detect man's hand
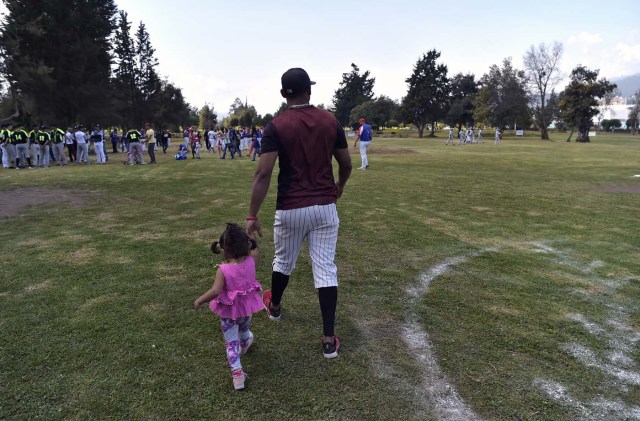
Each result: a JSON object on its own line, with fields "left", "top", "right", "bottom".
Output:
{"left": 246, "top": 218, "right": 263, "bottom": 238}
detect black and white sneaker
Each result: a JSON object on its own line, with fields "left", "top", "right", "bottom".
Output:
{"left": 323, "top": 336, "right": 340, "bottom": 359}
{"left": 262, "top": 290, "right": 281, "bottom": 321}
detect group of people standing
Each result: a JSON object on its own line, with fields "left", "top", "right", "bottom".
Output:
{"left": 0, "top": 123, "right": 166, "bottom": 168}
{"left": 445, "top": 127, "right": 486, "bottom": 145}
{"left": 180, "top": 126, "right": 264, "bottom": 161}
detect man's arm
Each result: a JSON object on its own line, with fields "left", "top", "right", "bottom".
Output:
{"left": 333, "top": 147, "right": 352, "bottom": 199}
{"left": 246, "top": 151, "right": 278, "bottom": 237}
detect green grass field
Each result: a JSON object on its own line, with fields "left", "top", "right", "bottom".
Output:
{"left": 1, "top": 133, "right": 639, "bottom": 420}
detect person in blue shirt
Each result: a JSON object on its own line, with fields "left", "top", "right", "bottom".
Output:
{"left": 353, "top": 117, "right": 372, "bottom": 170}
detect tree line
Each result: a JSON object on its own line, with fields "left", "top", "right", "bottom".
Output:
{"left": 1, "top": 1, "right": 632, "bottom": 142}
{"left": 0, "top": 0, "right": 195, "bottom": 130}
{"left": 330, "top": 45, "right": 628, "bottom": 142}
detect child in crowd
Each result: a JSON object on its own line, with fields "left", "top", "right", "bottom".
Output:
{"left": 194, "top": 223, "right": 265, "bottom": 391}
{"left": 194, "top": 139, "right": 202, "bottom": 159}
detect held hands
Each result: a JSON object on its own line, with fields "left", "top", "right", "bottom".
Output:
{"left": 246, "top": 218, "right": 262, "bottom": 238}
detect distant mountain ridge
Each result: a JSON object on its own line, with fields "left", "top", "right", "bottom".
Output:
{"left": 610, "top": 73, "right": 640, "bottom": 97}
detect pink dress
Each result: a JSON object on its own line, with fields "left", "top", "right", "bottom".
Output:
{"left": 209, "top": 256, "right": 265, "bottom": 319}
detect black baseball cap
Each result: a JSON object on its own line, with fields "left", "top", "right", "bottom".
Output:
{"left": 281, "top": 68, "right": 315, "bottom": 96}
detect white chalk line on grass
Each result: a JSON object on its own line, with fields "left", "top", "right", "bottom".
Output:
{"left": 531, "top": 242, "right": 640, "bottom": 419}
{"left": 404, "top": 241, "right": 639, "bottom": 420}
{"left": 402, "top": 250, "right": 495, "bottom": 421}
{"left": 534, "top": 378, "right": 640, "bottom": 420}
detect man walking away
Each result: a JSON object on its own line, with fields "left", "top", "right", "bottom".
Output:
{"left": 353, "top": 117, "right": 372, "bottom": 170}
{"left": 246, "top": 67, "right": 352, "bottom": 358}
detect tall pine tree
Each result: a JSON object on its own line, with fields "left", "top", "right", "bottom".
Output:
{"left": 135, "top": 22, "right": 161, "bottom": 123}
{"left": 112, "top": 10, "right": 138, "bottom": 127}
{"left": 0, "top": 0, "right": 117, "bottom": 125}
{"left": 331, "top": 64, "right": 375, "bottom": 127}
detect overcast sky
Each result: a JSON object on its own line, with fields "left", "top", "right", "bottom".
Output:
{"left": 20, "top": 1, "right": 640, "bottom": 115}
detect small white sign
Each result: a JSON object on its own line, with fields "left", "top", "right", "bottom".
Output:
{"left": 589, "top": 131, "right": 596, "bottom": 137}
{"left": 516, "top": 130, "right": 524, "bottom": 137}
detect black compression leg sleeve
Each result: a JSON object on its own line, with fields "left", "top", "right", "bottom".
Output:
{"left": 271, "top": 271, "right": 289, "bottom": 306}
{"left": 318, "top": 287, "right": 338, "bottom": 337}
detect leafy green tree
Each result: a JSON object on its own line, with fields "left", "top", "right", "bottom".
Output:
{"left": 198, "top": 104, "right": 217, "bottom": 129}
{"left": 349, "top": 96, "right": 399, "bottom": 129}
{"left": 0, "top": 0, "right": 117, "bottom": 125}
{"left": 331, "top": 63, "right": 375, "bottom": 126}
{"left": 558, "top": 65, "right": 616, "bottom": 142}
{"left": 152, "top": 80, "right": 192, "bottom": 129}
{"left": 261, "top": 113, "right": 274, "bottom": 126}
{"left": 239, "top": 111, "right": 253, "bottom": 128}
{"left": 274, "top": 101, "right": 288, "bottom": 117}
{"left": 627, "top": 90, "right": 640, "bottom": 131}
{"left": 444, "top": 73, "right": 477, "bottom": 130}
{"left": 523, "top": 42, "right": 563, "bottom": 139}
{"left": 401, "top": 50, "right": 450, "bottom": 137}
{"left": 601, "top": 119, "right": 622, "bottom": 131}
{"left": 474, "top": 58, "right": 530, "bottom": 130}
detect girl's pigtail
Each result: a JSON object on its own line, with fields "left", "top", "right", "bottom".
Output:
{"left": 211, "top": 241, "right": 222, "bottom": 254}
{"left": 249, "top": 238, "right": 258, "bottom": 250}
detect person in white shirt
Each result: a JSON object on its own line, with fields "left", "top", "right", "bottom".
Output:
{"left": 207, "top": 128, "right": 216, "bottom": 152}
{"left": 445, "top": 127, "right": 455, "bottom": 145}
{"left": 75, "top": 127, "right": 90, "bottom": 164}
{"left": 65, "top": 128, "right": 77, "bottom": 162}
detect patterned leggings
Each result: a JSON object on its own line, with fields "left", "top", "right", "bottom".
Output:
{"left": 220, "top": 316, "right": 252, "bottom": 372}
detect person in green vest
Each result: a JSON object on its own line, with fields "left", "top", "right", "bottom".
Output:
{"left": 51, "top": 127, "right": 67, "bottom": 166}
{"left": 1, "top": 124, "right": 16, "bottom": 168}
{"left": 125, "top": 127, "right": 144, "bottom": 165}
{"left": 36, "top": 126, "right": 52, "bottom": 167}
{"left": 11, "top": 124, "right": 31, "bottom": 168}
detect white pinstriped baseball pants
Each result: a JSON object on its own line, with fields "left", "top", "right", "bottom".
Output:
{"left": 273, "top": 203, "right": 339, "bottom": 288}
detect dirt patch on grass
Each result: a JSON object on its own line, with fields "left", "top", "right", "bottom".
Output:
{"left": 0, "top": 187, "right": 87, "bottom": 217}
{"left": 595, "top": 185, "right": 640, "bottom": 193}
{"left": 348, "top": 147, "right": 415, "bottom": 155}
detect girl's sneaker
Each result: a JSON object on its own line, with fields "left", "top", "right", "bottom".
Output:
{"left": 232, "top": 370, "right": 247, "bottom": 391}
{"left": 240, "top": 331, "right": 254, "bottom": 355}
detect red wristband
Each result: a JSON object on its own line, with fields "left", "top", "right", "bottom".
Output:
{"left": 246, "top": 216, "right": 258, "bottom": 221}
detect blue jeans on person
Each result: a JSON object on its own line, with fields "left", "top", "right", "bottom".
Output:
{"left": 222, "top": 143, "right": 236, "bottom": 159}
{"left": 251, "top": 144, "right": 261, "bottom": 161}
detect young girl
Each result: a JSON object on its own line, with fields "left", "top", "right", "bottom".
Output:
{"left": 194, "top": 223, "right": 265, "bottom": 390}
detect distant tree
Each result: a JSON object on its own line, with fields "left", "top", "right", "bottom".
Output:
{"left": 546, "top": 90, "right": 561, "bottom": 130}
{"left": 331, "top": 63, "right": 375, "bottom": 126}
{"left": 153, "top": 80, "right": 192, "bottom": 128}
{"left": 198, "top": 104, "right": 217, "bottom": 129}
{"left": 523, "top": 41, "right": 563, "bottom": 140}
{"left": 229, "top": 117, "right": 239, "bottom": 127}
{"left": 134, "top": 22, "right": 161, "bottom": 123}
{"left": 627, "top": 89, "right": 640, "bottom": 131}
{"left": 0, "top": 0, "right": 117, "bottom": 124}
{"left": 239, "top": 111, "right": 253, "bottom": 128}
{"left": 261, "top": 113, "right": 274, "bottom": 126}
{"left": 274, "top": 101, "right": 288, "bottom": 117}
{"left": 601, "top": 119, "right": 622, "bottom": 131}
{"left": 401, "top": 50, "right": 450, "bottom": 137}
{"left": 112, "top": 11, "right": 138, "bottom": 127}
{"left": 349, "top": 96, "right": 399, "bottom": 129}
{"left": 228, "top": 97, "right": 245, "bottom": 115}
{"left": 444, "top": 73, "right": 477, "bottom": 130}
{"left": 558, "top": 65, "right": 616, "bottom": 142}
{"left": 474, "top": 58, "right": 530, "bottom": 130}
